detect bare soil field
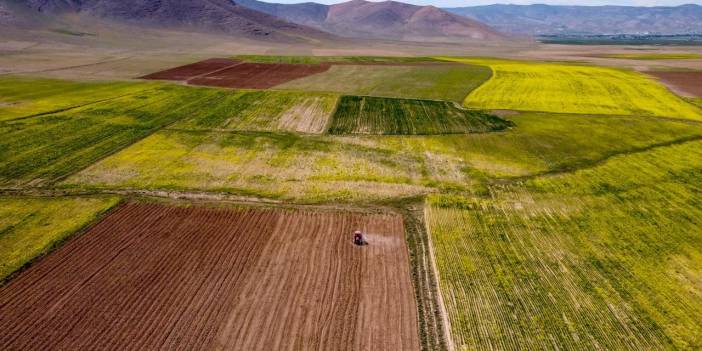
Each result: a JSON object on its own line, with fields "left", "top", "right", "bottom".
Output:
{"left": 647, "top": 71, "right": 702, "bottom": 98}
{"left": 0, "top": 202, "right": 419, "bottom": 351}
{"left": 188, "top": 63, "right": 331, "bottom": 89}
{"left": 140, "top": 58, "right": 241, "bottom": 81}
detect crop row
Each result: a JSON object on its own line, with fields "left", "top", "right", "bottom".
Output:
{"left": 328, "top": 95, "right": 511, "bottom": 135}
{"left": 171, "top": 90, "right": 338, "bottom": 134}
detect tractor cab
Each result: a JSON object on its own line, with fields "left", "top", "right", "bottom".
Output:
{"left": 353, "top": 230, "right": 367, "bottom": 246}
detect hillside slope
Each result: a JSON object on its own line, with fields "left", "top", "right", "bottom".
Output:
{"left": 4, "top": 0, "right": 334, "bottom": 42}
{"left": 236, "top": 0, "right": 505, "bottom": 42}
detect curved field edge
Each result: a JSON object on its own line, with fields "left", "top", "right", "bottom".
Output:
{"left": 0, "top": 195, "right": 121, "bottom": 283}
{"left": 425, "top": 138, "right": 702, "bottom": 350}
{"left": 436, "top": 57, "right": 702, "bottom": 121}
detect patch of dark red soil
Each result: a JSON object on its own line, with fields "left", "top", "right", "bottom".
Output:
{"left": 140, "top": 58, "right": 241, "bottom": 81}
{"left": 647, "top": 71, "right": 702, "bottom": 98}
{"left": 187, "top": 62, "right": 331, "bottom": 89}
{"left": 0, "top": 202, "right": 419, "bottom": 351}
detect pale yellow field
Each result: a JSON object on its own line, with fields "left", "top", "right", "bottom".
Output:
{"left": 0, "top": 196, "right": 120, "bottom": 280}
{"left": 441, "top": 58, "right": 702, "bottom": 120}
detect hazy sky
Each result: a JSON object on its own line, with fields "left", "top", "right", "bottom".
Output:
{"left": 268, "top": 0, "right": 701, "bottom": 6}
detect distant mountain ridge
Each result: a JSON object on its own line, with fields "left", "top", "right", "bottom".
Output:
{"left": 235, "top": 0, "right": 505, "bottom": 42}
{"left": 2, "top": 0, "right": 334, "bottom": 42}
{"left": 444, "top": 4, "right": 702, "bottom": 35}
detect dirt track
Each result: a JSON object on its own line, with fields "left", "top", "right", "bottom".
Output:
{"left": 0, "top": 202, "right": 419, "bottom": 350}
{"left": 187, "top": 63, "right": 331, "bottom": 89}
{"left": 140, "top": 58, "right": 241, "bottom": 80}
{"left": 647, "top": 71, "right": 702, "bottom": 98}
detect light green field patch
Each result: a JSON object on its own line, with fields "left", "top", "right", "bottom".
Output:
{"left": 0, "top": 196, "right": 120, "bottom": 281}
{"left": 0, "top": 76, "right": 158, "bottom": 121}
{"left": 440, "top": 57, "right": 702, "bottom": 120}
{"left": 62, "top": 131, "right": 434, "bottom": 202}
{"left": 171, "top": 90, "right": 338, "bottom": 134}
{"left": 427, "top": 139, "right": 702, "bottom": 350}
{"left": 0, "top": 82, "right": 224, "bottom": 187}
{"left": 276, "top": 64, "right": 491, "bottom": 102}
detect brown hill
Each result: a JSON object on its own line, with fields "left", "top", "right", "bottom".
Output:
{"left": 6, "top": 0, "right": 334, "bottom": 42}
{"left": 236, "top": 0, "right": 505, "bottom": 42}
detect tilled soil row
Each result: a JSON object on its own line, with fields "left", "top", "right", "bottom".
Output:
{"left": 0, "top": 202, "right": 420, "bottom": 351}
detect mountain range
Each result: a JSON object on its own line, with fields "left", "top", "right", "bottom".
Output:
{"left": 445, "top": 4, "right": 702, "bottom": 35}
{"left": 1, "top": 0, "right": 334, "bottom": 42}
{"left": 235, "top": 0, "right": 504, "bottom": 42}
{"left": 3, "top": 0, "right": 700, "bottom": 44}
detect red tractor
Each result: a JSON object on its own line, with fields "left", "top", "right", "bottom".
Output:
{"left": 353, "top": 230, "right": 367, "bottom": 246}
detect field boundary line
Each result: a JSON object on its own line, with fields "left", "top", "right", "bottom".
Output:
{"left": 0, "top": 196, "right": 123, "bottom": 287}
{"left": 0, "top": 54, "right": 135, "bottom": 76}
{"left": 43, "top": 92, "right": 225, "bottom": 187}
{"left": 1, "top": 87, "right": 160, "bottom": 123}
{"left": 0, "top": 187, "right": 406, "bottom": 214}
{"left": 503, "top": 134, "right": 702, "bottom": 184}
{"left": 423, "top": 200, "right": 455, "bottom": 351}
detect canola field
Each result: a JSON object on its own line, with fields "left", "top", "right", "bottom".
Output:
{"left": 0, "top": 196, "right": 120, "bottom": 281}
{"left": 442, "top": 58, "right": 702, "bottom": 120}
{"left": 427, "top": 139, "right": 702, "bottom": 350}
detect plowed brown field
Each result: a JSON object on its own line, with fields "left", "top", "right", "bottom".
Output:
{"left": 140, "top": 58, "right": 241, "bottom": 80}
{"left": 188, "top": 63, "right": 331, "bottom": 89}
{"left": 647, "top": 71, "right": 702, "bottom": 98}
{"left": 0, "top": 203, "right": 419, "bottom": 351}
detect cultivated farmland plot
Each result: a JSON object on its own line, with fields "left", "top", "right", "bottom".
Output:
{"left": 0, "top": 84, "right": 224, "bottom": 187}
{"left": 0, "top": 202, "right": 419, "bottom": 350}
{"left": 328, "top": 95, "right": 510, "bottom": 135}
{"left": 427, "top": 139, "right": 702, "bottom": 350}
{"left": 276, "top": 63, "right": 491, "bottom": 102}
{"left": 443, "top": 57, "right": 702, "bottom": 120}
{"left": 171, "top": 90, "right": 338, "bottom": 134}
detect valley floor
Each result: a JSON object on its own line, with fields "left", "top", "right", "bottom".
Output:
{"left": 1, "top": 46, "right": 702, "bottom": 350}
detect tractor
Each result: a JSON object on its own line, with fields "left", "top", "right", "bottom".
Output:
{"left": 353, "top": 230, "right": 367, "bottom": 246}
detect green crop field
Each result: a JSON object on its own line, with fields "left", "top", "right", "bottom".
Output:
{"left": 0, "top": 83, "right": 227, "bottom": 187}
{"left": 427, "top": 138, "right": 702, "bottom": 350}
{"left": 0, "top": 76, "right": 156, "bottom": 121}
{"left": 277, "top": 64, "right": 491, "bottom": 102}
{"left": 0, "top": 196, "right": 120, "bottom": 281}
{"left": 171, "top": 90, "right": 338, "bottom": 134}
{"left": 440, "top": 58, "right": 702, "bottom": 120}
{"left": 602, "top": 53, "right": 702, "bottom": 60}
{"left": 328, "top": 95, "right": 511, "bottom": 135}
{"left": 63, "top": 110, "right": 702, "bottom": 202}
